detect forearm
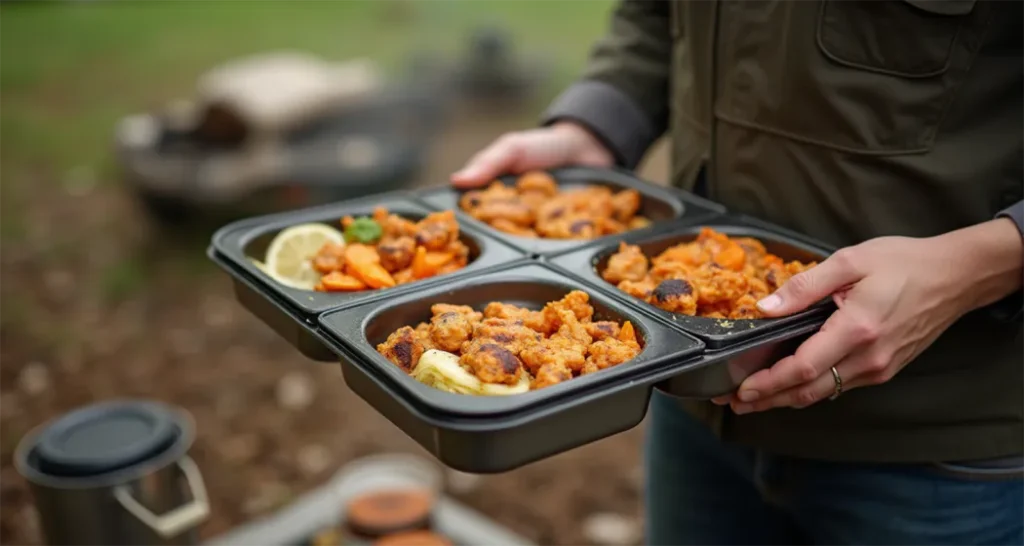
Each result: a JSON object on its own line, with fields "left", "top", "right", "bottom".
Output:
{"left": 941, "top": 214, "right": 1023, "bottom": 314}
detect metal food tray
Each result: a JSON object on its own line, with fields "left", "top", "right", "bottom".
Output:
{"left": 208, "top": 190, "right": 527, "bottom": 361}
{"left": 315, "top": 263, "right": 705, "bottom": 471}
{"left": 415, "top": 166, "right": 724, "bottom": 257}
{"left": 208, "top": 168, "right": 840, "bottom": 472}
{"left": 549, "top": 215, "right": 836, "bottom": 397}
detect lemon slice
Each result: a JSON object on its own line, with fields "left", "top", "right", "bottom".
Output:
{"left": 264, "top": 223, "right": 344, "bottom": 290}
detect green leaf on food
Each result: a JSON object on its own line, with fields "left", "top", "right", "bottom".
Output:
{"left": 344, "top": 217, "right": 383, "bottom": 244}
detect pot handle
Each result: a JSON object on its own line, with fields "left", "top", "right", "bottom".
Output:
{"left": 113, "top": 456, "right": 210, "bottom": 538}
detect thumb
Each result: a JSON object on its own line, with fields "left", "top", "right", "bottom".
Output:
{"left": 757, "top": 251, "right": 861, "bottom": 317}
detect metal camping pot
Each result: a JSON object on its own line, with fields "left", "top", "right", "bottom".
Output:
{"left": 14, "top": 399, "right": 209, "bottom": 546}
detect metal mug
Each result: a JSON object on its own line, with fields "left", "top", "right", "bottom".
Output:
{"left": 15, "top": 399, "right": 209, "bottom": 545}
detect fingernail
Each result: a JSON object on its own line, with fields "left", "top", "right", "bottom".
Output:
{"left": 738, "top": 389, "right": 759, "bottom": 402}
{"left": 711, "top": 397, "right": 729, "bottom": 405}
{"left": 757, "top": 294, "right": 781, "bottom": 312}
{"left": 733, "top": 403, "right": 752, "bottom": 415}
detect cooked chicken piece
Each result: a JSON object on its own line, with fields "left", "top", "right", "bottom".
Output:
{"left": 530, "top": 362, "right": 573, "bottom": 389}
{"left": 604, "top": 228, "right": 820, "bottom": 318}
{"left": 312, "top": 242, "right": 347, "bottom": 274}
{"left": 628, "top": 217, "right": 651, "bottom": 230}
{"left": 431, "top": 304, "right": 483, "bottom": 323}
{"left": 377, "top": 326, "right": 425, "bottom": 372}
{"left": 617, "top": 279, "right": 656, "bottom": 300}
{"left": 429, "top": 311, "right": 474, "bottom": 352}
{"left": 482, "top": 302, "right": 548, "bottom": 333}
{"left": 372, "top": 207, "right": 419, "bottom": 239}
{"left": 490, "top": 218, "right": 538, "bottom": 237}
{"left": 611, "top": 189, "right": 641, "bottom": 222}
{"left": 516, "top": 171, "right": 559, "bottom": 196}
{"left": 551, "top": 310, "right": 592, "bottom": 347}
{"left": 460, "top": 342, "right": 523, "bottom": 385}
{"left": 413, "top": 322, "right": 436, "bottom": 350}
{"left": 651, "top": 279, "right": 699, "bottom": 315}
{"left": 586, "top": 337, "right": 641, "bottom": 370}
{"left": 470, "top": 200, "right": 535, "bottom": 226}
{"left": 536, "top": 215, "right": 598, "bottom": 239}
{"left": 471, "top": 318, "right": 542, "bottom": 353}
{"left": 728, "top": 294, "right": 761, "bottom": 320}
{"left": 542, "top": 290, "right": 594, "bottom": 324}
{"left": 520, "top": 336, "right": 588, "bottom": 375}
{"left": 603, "top": 242, "right": 649, "bottom": 284}
{"left": 377, "top": 236, "right": 416, "bottom": 273}
{"left": 415, "top": 210, "right": 460, "bottom": 251}
{"left": 689, "top": 265, "right": 749, "bottom": 305}
{"left": 584, "top": 321, "right": 621, "bottom": 341}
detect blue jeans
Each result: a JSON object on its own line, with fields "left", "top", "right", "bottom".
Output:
{"left": 644, "top": 391, "right": 1024, "bottom": 545}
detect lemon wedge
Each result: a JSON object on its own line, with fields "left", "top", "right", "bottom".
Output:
{"left": 264, "top": 223, "right": 344, "bottom": 290}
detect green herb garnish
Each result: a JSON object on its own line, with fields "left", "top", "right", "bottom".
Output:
{"left": 344, "top": 217, "right": 383, "bottom": 244}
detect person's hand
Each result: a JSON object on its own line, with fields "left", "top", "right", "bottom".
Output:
{"left": 713, "top": 218, "right": 1024, "bottom": 414}
{"left": 451, "top": 121, "right": 615, "bottom": 189}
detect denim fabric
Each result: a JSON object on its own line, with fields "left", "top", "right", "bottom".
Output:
{"left": 644, "top": 391, "right": 1024, "bottom": 546}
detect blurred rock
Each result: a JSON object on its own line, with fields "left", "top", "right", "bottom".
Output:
{"left": 582, "top": 512, "right": 641, "bottom": 546}
{"left": 1, "top": 392, "right": 22, "bottom": 418}
{"left": 276, "top": 372, "right": 315, "bottom": 411}
{"left": 18, "top": 362, "right": 51, "bottom": 396}
{"left": 445, "top": 469, "right": 483, "bottom": 495}
{"left": 242, "top": 482, "right": 291, "bottom": 516}
{"left": 221, "top": 434, "right": 260, "bottom": 464}
{"left": 296, "top": 443, "right": 332, "bottom": 476}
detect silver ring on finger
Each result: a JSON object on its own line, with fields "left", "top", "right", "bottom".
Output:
{"left": 828, "top": 366, "right": 843, "bottom": 401}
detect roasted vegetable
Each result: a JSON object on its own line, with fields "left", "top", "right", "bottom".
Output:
{"left": 343, "top": 217, "right": 383, "bottom": 244}
{"left": 412, "top": 349, "right": 530, "bottom": 395}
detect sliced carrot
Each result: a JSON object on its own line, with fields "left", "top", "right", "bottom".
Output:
{"left": 344, "top": 243, "right": 381, "bottom": 265}
{"left": 341, "top": 216, "right": 355, "bottom": 229}
{"left": 714, "top": 242, "right": 746, "bottom": 271}
{"left": 618, "top": 321, "right": 639, "bottom": 345}
{"left": 411, "top": 246, "right": 455, "bottom": 279}
{"left": 352, "top": 262, "right": 396, "bottom": 289}
{"left": 320, "top": 271, "right": 368, "bottom": 292}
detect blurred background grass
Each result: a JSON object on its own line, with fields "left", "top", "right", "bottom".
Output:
{"left": 0, "top": 3, "right": 662, "bottom": 545}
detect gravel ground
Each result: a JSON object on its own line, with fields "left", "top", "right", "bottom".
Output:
{"left": 0, "top": 110, "right": 670, "bottom": 545}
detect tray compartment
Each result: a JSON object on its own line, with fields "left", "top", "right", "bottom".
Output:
{"left": 416, "top": 166, "right": 724, "bottom": 257}
{"left": 317, "top": 262, "right": 705, "bottom": 417}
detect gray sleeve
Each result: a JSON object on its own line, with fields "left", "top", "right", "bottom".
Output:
{"left": 540, "top": 80, "right": 662, "bottom": 168}
{"left": 991, "top": 200, "right": 1023, "bottom": 322}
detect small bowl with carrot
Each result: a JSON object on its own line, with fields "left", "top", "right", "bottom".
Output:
{"left": 253, "top": 207, "right": 470, "bottom": 293}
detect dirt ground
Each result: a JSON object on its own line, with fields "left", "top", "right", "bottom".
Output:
{"left": 0, "top": 107, "right": 671, "bottom": 546}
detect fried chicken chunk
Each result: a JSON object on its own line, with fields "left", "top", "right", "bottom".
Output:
{"left": 377, "top": 327, "right": 425, "bottom": 372}
{"left": 531, "top": 363, "right": 573, "bottom": 390}
{"left": 471, "top": 318, "right": 542, "bottom": 354}
{"left": 459, "top": 173, "right": 649, "bottom": 240}
{"left": 520, "top": 336, "right": 588, "bottom": 375}
{"left": 415, "top": 211, "right": 460, "bottom": 251}
{"left": 602, "top": 227, "right": 818, "bottom": 319}
{"left": 460, "top": 342, "right": 523, "bottom": 385}
{"left": 483, "top": 302, "right": 547, "bottom": 332}
{"left": 429, "top": 312, "right": 474, "bottom": 352}
{"left": 603, "top": 242, "right": 648, "bottom": 284}
{"left": 430, "top": 304, "right": 483, "bottom": 323}
{"left": 377, "top": 236, "right": 416, "bottom": 273}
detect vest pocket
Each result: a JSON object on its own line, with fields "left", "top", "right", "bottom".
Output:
{"left": 817, "top": 0, "right": 977, "bottom": 78}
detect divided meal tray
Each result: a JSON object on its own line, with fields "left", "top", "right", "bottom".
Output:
{"left": 208, "top": 167, "right": 836, "bottom": 472}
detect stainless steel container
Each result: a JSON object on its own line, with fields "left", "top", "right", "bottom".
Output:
{"left": 14, "top": 399, "right": 209, "bottom": 546}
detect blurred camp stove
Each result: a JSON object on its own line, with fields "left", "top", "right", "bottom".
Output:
{"left": 410, "top": 25, "right": 551, "bottom": 107}
{"left": 116, "top": 52, "right": 444, "bottom": 226}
